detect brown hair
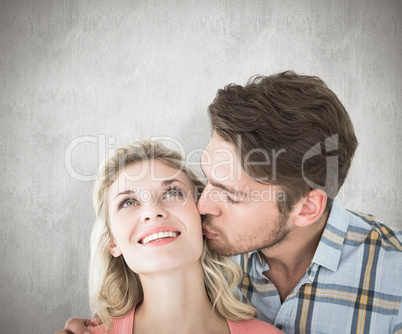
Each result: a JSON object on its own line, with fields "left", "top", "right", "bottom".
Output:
{"left": 208, "top": 71, "right": 358, "bottom": 212}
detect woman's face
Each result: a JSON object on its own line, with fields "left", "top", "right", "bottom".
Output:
{"left": 107, "top": 159, "right": 203, "bottom": 275}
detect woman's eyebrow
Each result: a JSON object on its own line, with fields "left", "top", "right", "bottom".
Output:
{"left": 114, "top": 189, "right": 136, "bottom": 199}
{"left": 161, "top": 179, "right": 187, "bottom": 187}
{"left": 114, "top": 179, "right": 187, "bottom": 199}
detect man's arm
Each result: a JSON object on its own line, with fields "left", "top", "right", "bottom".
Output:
{"left": 55, "top": 315, "right": 102, "bottom": 334}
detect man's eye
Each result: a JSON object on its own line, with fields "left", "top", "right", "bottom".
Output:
{"left": 224, "top": 192, "right": 238, "bottom": 204}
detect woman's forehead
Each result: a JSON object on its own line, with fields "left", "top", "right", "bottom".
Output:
{"left": 110, "top": 159, "right": 193, "bottom": 192}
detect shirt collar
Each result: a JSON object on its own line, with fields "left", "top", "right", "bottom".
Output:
{"left": 311, "top": 198, "right": 349, "bottom": 271}
{"left": 247, "top": 250, "right": 266, "bottom": 264}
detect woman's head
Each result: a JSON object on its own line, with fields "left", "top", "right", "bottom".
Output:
{"left": 107, "top": 158, "right": 204, "bottom": 275}
{"left": 89, "top": 141, "right": 204, "bottom": 323}
{"left": 89, "top": 141, "right": 255, "bottom": 329}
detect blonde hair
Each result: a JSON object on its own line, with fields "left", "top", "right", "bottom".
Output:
{"left": 89, "top": 141, "right": 256, "bottom": 330}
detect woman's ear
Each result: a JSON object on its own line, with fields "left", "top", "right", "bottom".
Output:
{"left": 293, "top": 189, "right": 327, "bottom": 227}
{"left": 109, "top": 238, "right": 122, "bottom": 257}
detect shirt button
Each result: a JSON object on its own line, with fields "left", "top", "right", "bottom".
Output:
{"left": 262, "top": 278, "right": 268, "bottom": 284}
{"left": 276, "top": 324, "right": 283, "bottom": 330}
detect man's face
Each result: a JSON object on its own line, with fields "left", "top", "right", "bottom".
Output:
{"left": 198, "top": 132, "right": 291, "bottom": 256}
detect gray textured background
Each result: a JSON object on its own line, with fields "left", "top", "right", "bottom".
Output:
{"left": 1, "top": 1, "right": 401, "bottom": 333}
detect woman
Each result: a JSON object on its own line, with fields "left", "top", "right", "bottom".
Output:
{"left": 85, "top": 141, "right": 282, "bottom": 333}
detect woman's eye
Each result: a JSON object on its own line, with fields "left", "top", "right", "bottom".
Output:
{"left": 122, "top": 199, "right": 137, "bottom": 208}
{"left": 164, "top": 187, "right": 184, "bottom": 199}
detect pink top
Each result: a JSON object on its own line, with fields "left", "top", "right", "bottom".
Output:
{"left": 88, "top": 303, "right": 282, "bottom": 334}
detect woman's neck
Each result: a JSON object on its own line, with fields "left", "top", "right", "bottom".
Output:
{"left": 133, "top": 261, "right": 230, "bottom": 334}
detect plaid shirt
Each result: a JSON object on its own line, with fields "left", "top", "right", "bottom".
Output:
{"left": 234, "top": 199, "right": 402, "bottom": 334}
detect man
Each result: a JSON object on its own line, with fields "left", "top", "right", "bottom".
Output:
{"left": 59, "top": 71, "right": 402, "bottom": 333}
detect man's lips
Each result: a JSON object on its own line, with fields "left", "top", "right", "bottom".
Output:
{"left": 137, "top": 226, "right": 181, "bottom": 244}
{"left": 202, "top": 227, "right": 219, "bottom": 239}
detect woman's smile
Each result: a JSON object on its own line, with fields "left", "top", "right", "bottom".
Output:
{"left": 138, "top": 226, "right": 181, "bottom": 246}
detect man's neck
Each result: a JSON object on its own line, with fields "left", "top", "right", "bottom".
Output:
{"left": 260, "top": 211, "right": 329, "bottom": 303}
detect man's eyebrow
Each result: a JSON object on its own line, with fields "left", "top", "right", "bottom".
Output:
{"left": 210, "top": 180, "right": 244, "bottom": 195}
{"left": 201, "top": 165, "right": 245, "bottom": 194}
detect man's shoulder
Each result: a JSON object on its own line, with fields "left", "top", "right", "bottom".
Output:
{"left": 326, "top": 200, "right": 402, "bottom": 252}
{"left": 334, "top": 208, "right": 402, "bottom": 301}
{"left": 345, "top": 208, "right": 402, "bottom": 251}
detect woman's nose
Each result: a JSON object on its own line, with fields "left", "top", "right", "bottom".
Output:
{"left": 140, "top": 202, "right": 168, "bottom": 222}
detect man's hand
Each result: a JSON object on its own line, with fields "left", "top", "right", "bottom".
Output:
{"left": 55, "top": 314, "right": 102, "bottom": 334}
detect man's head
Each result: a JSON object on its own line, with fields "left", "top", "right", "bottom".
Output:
{"left": 199, "top": 71, "right": 358, "bottom": 255}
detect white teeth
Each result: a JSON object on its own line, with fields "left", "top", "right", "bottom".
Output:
{"left": 141, "top": 231, "right": 179, "bottom": 244}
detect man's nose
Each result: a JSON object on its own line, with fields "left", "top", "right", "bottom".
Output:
{"left": 197, "top": 187, "right": 220, "bottom": 216}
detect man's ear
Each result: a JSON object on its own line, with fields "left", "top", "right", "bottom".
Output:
{"left": 293, "top": 189, "right": 327, "bottom": 227}
{"left": 109, "top": 238, "right": 122, "bottom": 257}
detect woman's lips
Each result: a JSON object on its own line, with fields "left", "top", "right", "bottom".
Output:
{"left": 140, "top": 231, "right": 180, "bottom": 245}
{"left": 137, "top": 225, "right": 181, "bottom": 244}
{"left": 140, "top": 235, "right": 180, "bottom": 247}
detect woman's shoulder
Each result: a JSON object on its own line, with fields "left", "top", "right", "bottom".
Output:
{"left": 227, "top": 317, "right": 284, "bottom": 334}
{"left": 87, "top": 306, "right": 136, "bottom": 334}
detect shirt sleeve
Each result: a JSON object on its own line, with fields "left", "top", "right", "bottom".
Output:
{"left": 393, "top": 302, "right": 402, "bottom": 334}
